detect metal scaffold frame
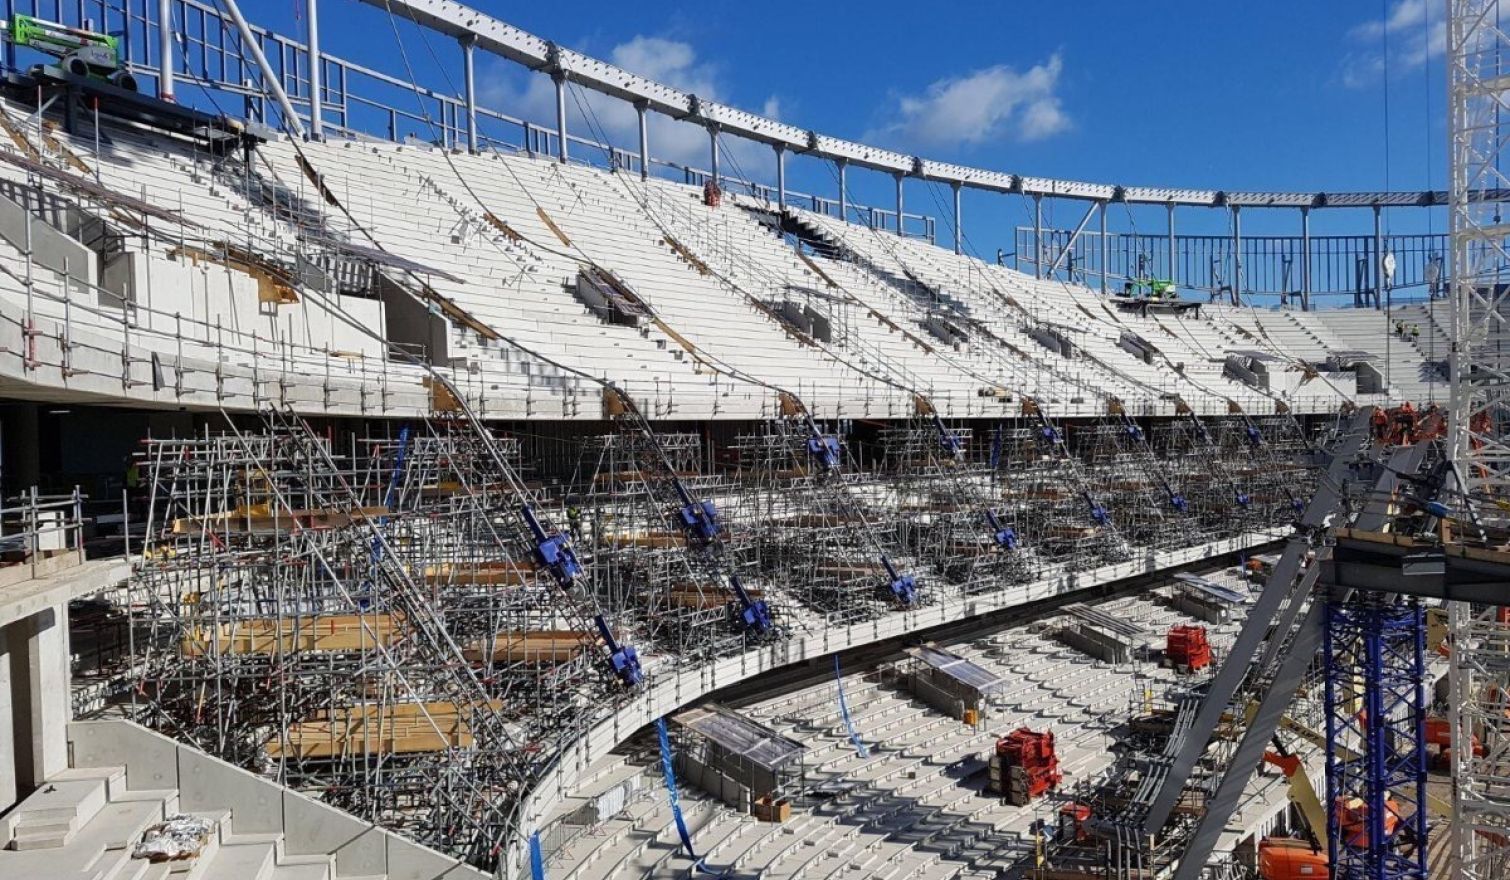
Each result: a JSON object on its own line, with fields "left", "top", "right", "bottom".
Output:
{"left": 126, "top": 405, "right": 629, "bottom": 868}
{"left": 1447, "top": 3, "right": 1510, "bottom": 879}
{"left": 1324, "top": 594, "right": 1428, "bottom": 880}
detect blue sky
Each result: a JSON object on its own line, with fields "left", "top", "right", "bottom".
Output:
{"left": 249, "top": 0, "right": 1444, "bottom": 245}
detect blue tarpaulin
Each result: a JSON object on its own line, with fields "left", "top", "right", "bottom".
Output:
{"left": 529, "top": 832, "right": 545, "bottom": 880}
{"left": 656, "top": 717, "right": 698, "bottom": 861}
{"left": 834, "top": 656, "right": 868, "bottom": 757}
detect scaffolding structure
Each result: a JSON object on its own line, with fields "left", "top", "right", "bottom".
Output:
{"left": 1447, "top": 6, "right": 1510, "bottom": 880}
{"left": 126, "top": 407, "right": 624, "bottom": 867}
{"left": 1324, "top": 594, "right": 1428, "bottom": 880}
{"left": 575, "top": 428, "right": 753, "bottom": 656}
{"left": 725, "top": 418, "right": 908, "bottom": 620}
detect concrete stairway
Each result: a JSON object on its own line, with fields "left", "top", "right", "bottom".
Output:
{"left": 0, "top": 720, "right": 487, "bottom": 880}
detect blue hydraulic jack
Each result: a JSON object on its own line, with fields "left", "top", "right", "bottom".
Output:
{"left": 672, "top": 479, "right": 720, "bottom": 546}
{"left": 984, "top": 509, "right": 1019, "bottom": 550}
{"left": 730, "top": 576, "right": 774, "bottom": 635}
{"left": 522, "top": 504, "right": 581, "bottom": 586}
{"left": 931, "top": 414, "right": 963, "bottom": 457}
{"left": 1083, "top": 493, "right": 1111, "bottom": 527}
{"left": 808, "top": 432, "right": 842, "bottom": 472}
{"left": 594, "top": 614, "right": 643, "bottom": 687}
{"left": 881, "top": 556, "right": 918, "bottom": 606}
{"left": 805, "top": 416, "right": 843, "bottom": 472}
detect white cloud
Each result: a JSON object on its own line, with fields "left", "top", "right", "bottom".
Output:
{"left": 1340, "top": 0, "right": 1444, "bottom": 88}
{"left": 477, "top": 35, "right": 779, "bottom": 177}
{"left": 865, "top": 54, "right": 1070, "bottom": 148}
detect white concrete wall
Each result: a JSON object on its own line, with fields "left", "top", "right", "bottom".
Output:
{"left": 0, "top": 623, "right": 14, "bottom": 811}
{"left": 0, "top": 603, "right": 70, "bottom": 808}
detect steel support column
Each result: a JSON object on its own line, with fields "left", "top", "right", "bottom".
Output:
{"left": 836, "top": 159, "right": 848, "bottom": 221}
{"left": 894, "top": 173, "right": 905, "bottom": 237}
{"left": 461, "top": 37, "right": 476, "bottom": 152}
{"left": 158, "top": 0, "right": 174, "bottom": 102}
{"left": 952, "top": 182, "right": 962, "bottom": 254}
{"left": 1099, "top": 200, "right": 1109, "bottom": 295}
{"left": 552, "top": 71, "right": 568, "bottom": 163}
{"left": 1167, "top": 203, "right": 1177, "bottom": 285}
{"left": 307, "top": 0, "right": 323, "bottom": 138}
{"left": 708, "top": 124, "right": 720, "bottom": 187}
{"left": 1033, "top": 194, "right": 1044, "bottom": 279}
{"left": 1231, "top": 205, "right": 1243, "bottom": 306}
{"left": 775, "top": 145, "right": 786, "bottom": 210}
{"left": 1374, "top": 205, "right": 1385, "bottom": 310}
{"left": 636, "top": 101, "right": 649, "bottom": 179}
{"left": 1302, "top": 207, "right": 1312, "bottom": 311}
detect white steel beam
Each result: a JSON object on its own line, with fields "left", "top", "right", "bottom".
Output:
{"left": 347, "top": 0, "right": 1505, "bottom": 211}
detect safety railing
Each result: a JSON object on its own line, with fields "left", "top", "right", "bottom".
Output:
{"left": 1020, "top": 226, "right": 1449, "bottom": 309}
{"left": 0, "top": 486, "right": 90, "bottom": 577}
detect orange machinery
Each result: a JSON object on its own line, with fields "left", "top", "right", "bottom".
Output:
{"left": 1258, "top": 837, "right": 1329, "bottom": 880}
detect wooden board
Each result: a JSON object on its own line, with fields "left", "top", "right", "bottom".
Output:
{"left": 462, "top": 630, "right": 594, "bottom": 664}
{"left": 171, "top": 505, "right": 390, "bottom": 535}
{"left": 268, "top": 700, "right": 500, "bottom": 758}
{"left": 182, "top": 613, "right": 404, "bottom": 657}
{"left": 421, "top": 562, "right": 537, "bottom": 586}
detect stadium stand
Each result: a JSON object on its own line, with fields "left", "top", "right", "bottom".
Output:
{"left": 0, "top": 4, "right": 1449, "bottom": 880}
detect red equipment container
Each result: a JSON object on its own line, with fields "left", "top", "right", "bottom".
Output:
{"left": 996, "top": 727, "right": 1062, "bottom": 801}
{"left": 1166, "top": 624, "right": 1212, "bottom": 672}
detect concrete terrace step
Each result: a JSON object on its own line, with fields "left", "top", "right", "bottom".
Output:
{"left": 198, "top": 842, "right": 276, "bottom": 880}
{"left": 5, "top": 769, "right": 122, "bottom": 849}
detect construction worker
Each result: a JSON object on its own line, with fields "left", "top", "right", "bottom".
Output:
{"left": 565, "top": 499, "right": 583, "bottom": 542}
{"left": 1410, "top": 323, "right": 1421, "bottom": 343}
{"left": 1395, "top": 401, "right": 1418, "bottom": 444}
{"left": 1371, "top": 407, "right": 1389, "bottom": 440}
{"left": 1394, "top": 319, "right": 1406, "bottom": 338}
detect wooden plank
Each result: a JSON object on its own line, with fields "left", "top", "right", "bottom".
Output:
{"left": 268, "top": 700, "right": 504, "bottom": 758}
{"left": 463, "top": 630, "right": 594, "bottom": 664}
{"left": 171, "top": 505, "right": 390, "bottom": 535}
{"left": 421, "top": 562, "right": 537, "bottom": 586}
{"left": 601, "top": 532, "right": 684, "bottom": 549}
{"left": 182, "top": 613, "right": 404, "bottom": 656}
{"left": 536, "top": 206, "right": 573, "bottom": 247}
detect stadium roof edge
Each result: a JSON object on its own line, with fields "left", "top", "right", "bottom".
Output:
{"left": 357, "top": 0, "right": 1474, "bottom": 209}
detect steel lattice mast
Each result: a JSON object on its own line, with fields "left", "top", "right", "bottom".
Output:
{"left": 1447, "top": 3, "right": 1510, "bottom": 879}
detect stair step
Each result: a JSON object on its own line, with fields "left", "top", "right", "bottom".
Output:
{"left": 10, "top": 820, "right": 75, "bottom": 850}
{"left": 111, "top": 790, "right": 180, "bottom": 818}
{"left": 54, "top": 766, "right": 129, "bottom": 798}
{"left": 267, "top": 862, "right": 331, "bottom": 880}
{"left": 200, "top": 842, "right": 276, "bottom": 880}
{"left": 11, "top": 777, "right": 110, "bottom": 827}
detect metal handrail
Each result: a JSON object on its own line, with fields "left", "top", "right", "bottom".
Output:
{"left": 0, "top": 485, "right": 90, "bottom": 576}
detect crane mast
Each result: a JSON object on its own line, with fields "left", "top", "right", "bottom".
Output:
{"left": 1446, "top": 3, "right": 1510, "bottom": 879}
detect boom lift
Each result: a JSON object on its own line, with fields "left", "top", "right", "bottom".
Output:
{"left": 8, "top": 14, "right": 137, "bottom": 90}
